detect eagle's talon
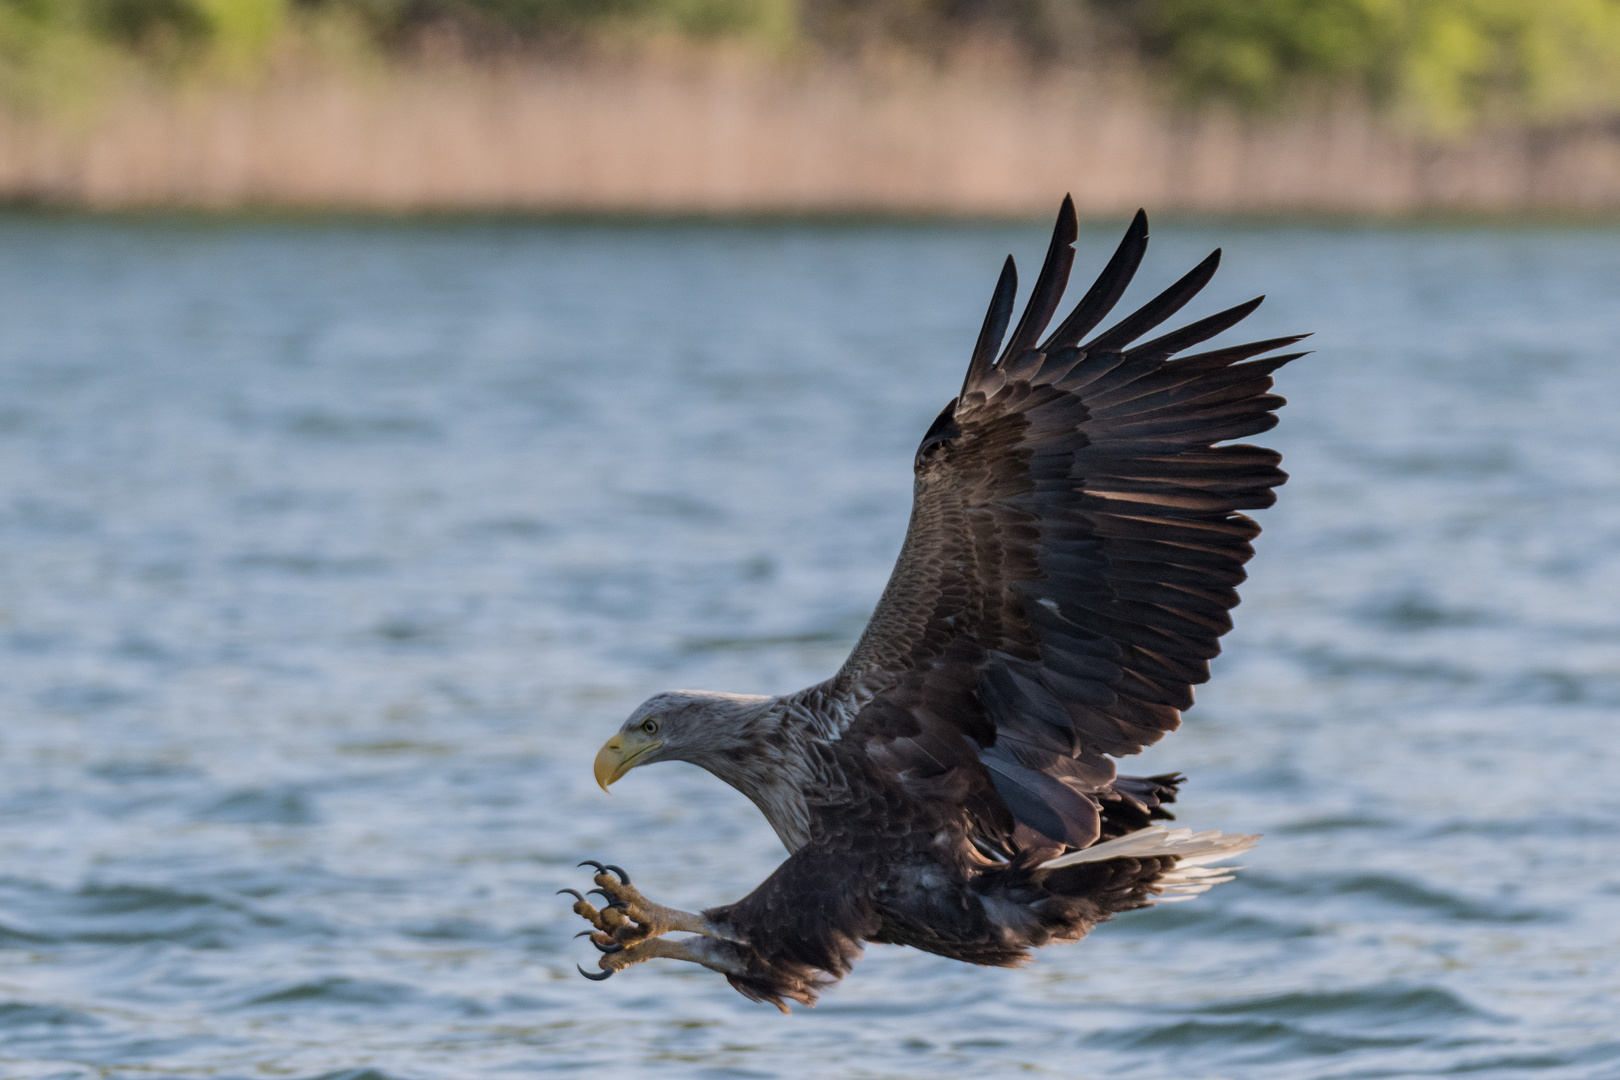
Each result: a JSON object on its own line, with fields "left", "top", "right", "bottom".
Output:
{"left": 561, "top": 890, "right": 616, "bottom": 934}
{"left": 575, "top": 936, "right": 735, "bottom": 983}
{"left": 602, "top": 913, "right": 648, "bottom": 945}
{"left": 586, "top": 886, "right": 633, "bottom": 916}
{"left": 563, "top": 864, "right": 714, "bottom": 951}
{"left": 576, "top": 929, "right": 627, "bottom": 953}
{"left": 577, "top": 964, "right": 613, "bottom": 981}
{"left": 590, "top": 873, "right": 648, "bottom": 906}
{"left": 577, "top": 859, "right": 607, "bottom": 873}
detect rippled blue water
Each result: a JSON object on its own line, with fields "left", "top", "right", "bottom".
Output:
{"left": 0, "top": 213, "right": 1617, "bottom": 1079}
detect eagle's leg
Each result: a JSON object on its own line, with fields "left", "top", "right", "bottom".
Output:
{"left": 564, "top": 865, "right": 721, "bottom": 950}
{"left": 584, "top": 934, "right": 745, "bottom": 981}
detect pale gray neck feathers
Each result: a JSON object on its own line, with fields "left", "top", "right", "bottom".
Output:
{"left": 664, "top": 691, "right": 818, "bottom": 852}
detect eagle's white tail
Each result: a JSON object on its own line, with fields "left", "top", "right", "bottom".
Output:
{"left": 1037, "top": 825, "right": 1260, "bottom": 902}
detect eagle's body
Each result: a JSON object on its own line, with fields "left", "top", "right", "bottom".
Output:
{"left": 568, "top": 198, "right": 1304, "bottom": 1010}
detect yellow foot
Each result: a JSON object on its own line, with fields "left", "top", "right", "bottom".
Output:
{"left": 559, "top": 860, "right": 718, "bottom": 959}
{"left": 577, "top": 934, "right": 743, "bottom": 982}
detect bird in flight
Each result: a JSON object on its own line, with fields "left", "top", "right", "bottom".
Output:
{"left": 562, "top": 196, "right": 1305, "bottom": 1011}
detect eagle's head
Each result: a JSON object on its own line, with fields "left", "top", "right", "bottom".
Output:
{"left": 593, "top": 689, "right": 772, "bottom": 791}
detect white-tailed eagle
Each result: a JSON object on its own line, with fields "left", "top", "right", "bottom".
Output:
{"left": 562, "top": 197, "right": 1305, "bottom": 1011}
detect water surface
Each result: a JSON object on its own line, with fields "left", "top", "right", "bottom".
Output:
{"left": 0, "top": 215, "right": 1617, "bottom": 1079}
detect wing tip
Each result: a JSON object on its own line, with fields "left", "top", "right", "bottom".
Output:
{"left": 963, "top": 254, "right": 1018, "bottom": 394}
{"left": 1040, "top": 207, "right": 1153, "bottom": 352}
{"left": 999, "top": 196, "right": 1082, "bottom": 364}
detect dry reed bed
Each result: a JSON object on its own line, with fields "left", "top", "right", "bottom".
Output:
{"left": 3, "top": 55, "right": 1620, "bottom": 214}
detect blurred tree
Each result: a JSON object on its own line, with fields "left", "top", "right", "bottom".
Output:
{"left": 324, "top": 0, "right": 796, "bottom": 46}
{"left": 1129, "top": 0, "right": 1620, "bottom": 129}
{"left": 0, "top": 0, "right": 117, "bottom": 109}
{"left": 1, "top": 0, "right": 288, "bottom": 71}
{"left": 2, "top": 0, "right": 1618, "bottom": 129}
{"left": 798, "top": 0, "right": 1119, "bottom": 61}
{"left": 797, "top": 0, "right": 1620, "bottom": 129}
{"left": 194, "top": 0, "right": 286, "bottom": 69}
{"left": 93, "top": 0, "right": 212, "bottom": 51}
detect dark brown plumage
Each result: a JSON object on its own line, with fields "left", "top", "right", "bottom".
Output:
{"left": 572, "top": 197, "right": 1304, "bottom": 1010}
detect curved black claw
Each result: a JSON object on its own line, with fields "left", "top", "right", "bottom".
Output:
{"left": 602, "top": 864, "right": 630, "bottom": 883}
{"left": 556, "top": 888, "right": 586, "bottom": 902}
{"left": 574, "top": 929, "right": 624, "bottom": 954}
{"left": 585, "top": 889, "right": 630, "bottom": 912}
{"left": 577, "top": 860, "right": 606, "bottom": 873}
{"left": 577, "top": 963, "right": 613, "bottom": 981}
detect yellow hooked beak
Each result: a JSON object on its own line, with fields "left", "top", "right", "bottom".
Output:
{"left": 593, "top": 731, "right": 663, "bottom": 792}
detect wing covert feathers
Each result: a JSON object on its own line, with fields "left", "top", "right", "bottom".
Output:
{"left": 827, "top": 198, "right": 1304, "bottom": 858}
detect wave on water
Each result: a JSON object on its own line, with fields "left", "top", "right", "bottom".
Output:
{"left": 239, "top": 977, "right": 422, "bottom": 1010}
{"left": 194, "top": 786, "right": 322, "bottom": 825}
{"left": 1085, "top": 985, "right": 1504, "bottom": 1069}
{"left": 0, "top": 878, "right": 318, "bottom": 947}
{"left": 1191, "top": 985, "right": 1497, "bottom": 1026}
{"left": 1431, "top": 1042, "right": 1620, "bottom": 1075}
{"left": 1235, "top": 872, "right": 1551, "bottom": 923}
{"left": 0, "top": 1001, "right": 102, "bottom": 1030}
{"left": 1086, "top": 1017, "right": 1432, "bottom": 1059}
{"left": 1271, "top": 814, "right": 1402, "bottom": 835}
{"left": 1106, "top": 903, "right": 1317, "bottom": 942}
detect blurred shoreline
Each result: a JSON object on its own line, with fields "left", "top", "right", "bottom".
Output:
{"left": 5, "top": 54, "right": 1620, "bottom": 216}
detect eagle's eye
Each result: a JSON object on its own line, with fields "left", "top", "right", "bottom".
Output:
{"left": 641, "top": 718, "right": 659, "bottom": 735}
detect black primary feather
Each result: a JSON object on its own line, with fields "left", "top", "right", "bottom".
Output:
{"left": 1000, "top": 194, "right": 1079, "bottom": 363}
{"left": 962, "top": 256, "right": 1018, "bottom": 396}
{"left": 1041, "top": 207, "right": 1148, "bottom": 350}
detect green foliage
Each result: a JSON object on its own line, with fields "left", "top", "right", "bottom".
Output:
{"left": 194, "top": 0, "right": 286, "bottom": 68}
{"left": 0, "top": 1, "right": 117, "bottom": 112}
{"left": 1141, "top": 0, "right": 1620, "bottom": 129}
{"left": 1, "top": 0, "right": 289, "bottom": 70}
{"left": 94, "top": 0, "right": 212, "bottom": 49}
{"left": 337, "top": 0, "right": 796, "bottom": 43}
{"left": 799, "top": 0, "right": 1107, "bottom": 59}
{"left": 1, "top": 0, "right": 1618, "bottom": 130}
{"left": 1139, "top": 0, "right": 1397, "bottom": 105}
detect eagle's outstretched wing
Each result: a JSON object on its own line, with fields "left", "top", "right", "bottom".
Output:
{"left": 814, "top": 197, "right": 1305, "bottom": 853}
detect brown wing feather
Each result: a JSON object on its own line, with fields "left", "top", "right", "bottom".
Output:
{"left": 814, "top": 199, "right": 1304, "bottom": 856}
